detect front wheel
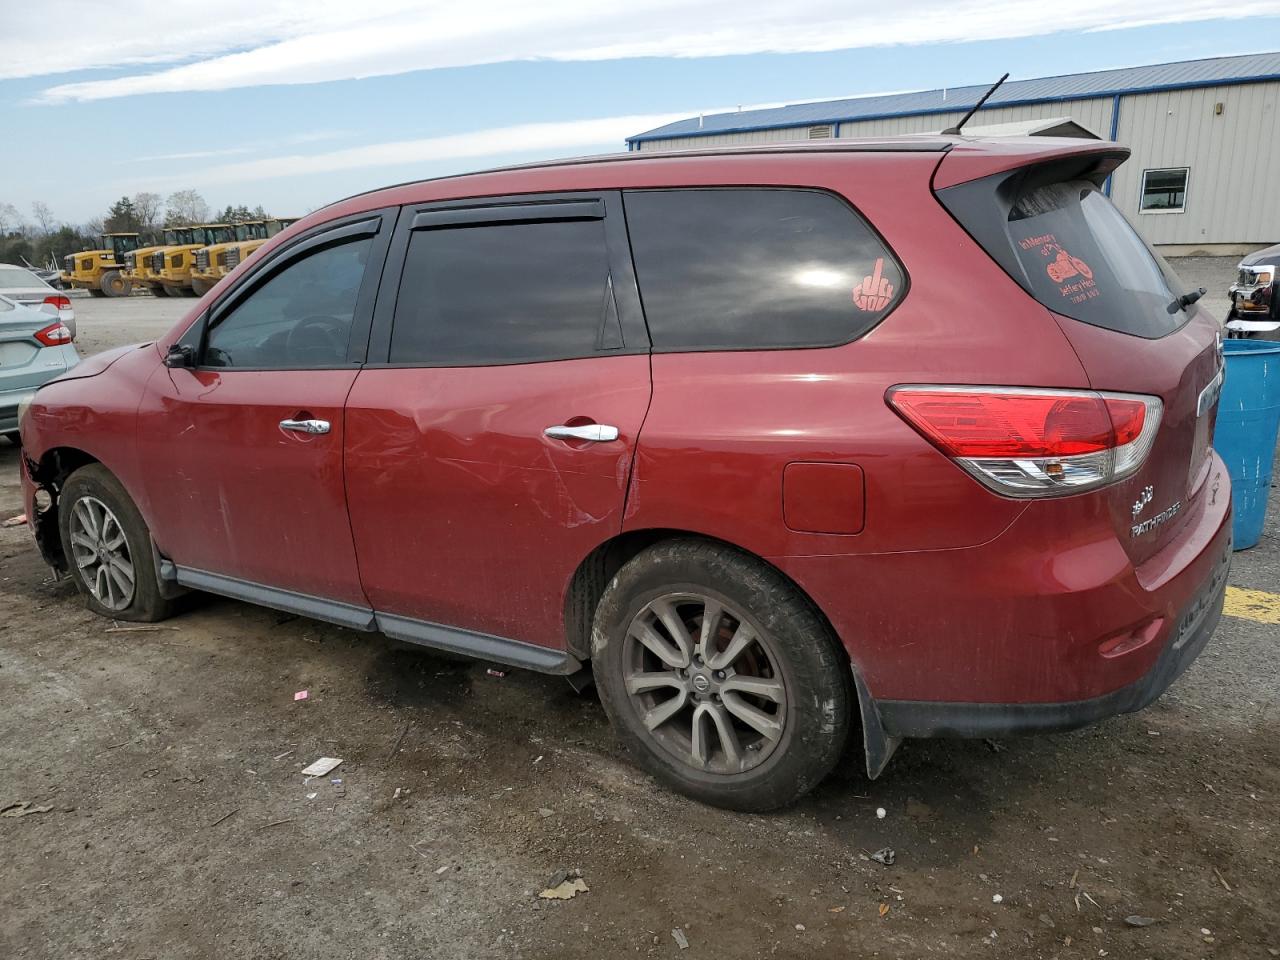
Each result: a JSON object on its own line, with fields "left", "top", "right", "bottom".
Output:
{"left": 591, "top": 539, "right": 852, "bottom": 811}
{"left": 58, "top": 465, "right": 176, "bottom": 622}
{"left": 99, "top": 270, "right": 131, "bottom": 297}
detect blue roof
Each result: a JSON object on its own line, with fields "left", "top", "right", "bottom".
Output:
{"left": 628, "top": 51, "right": 1280, "bottom": 143}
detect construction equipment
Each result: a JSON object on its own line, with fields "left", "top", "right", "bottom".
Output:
{"left": 152, "top": 223, "right": 232, "bottom": 297}
{"left": 223, "top": 217, "right": 298, "bottom": 273}
{"left": 191, "top": 221, "right": 269, "bottom": 296}
{"left": 61, "top": 233, "right": 139, "bottom": 297}
{"left": 123, "top": 227, "right": 193, "bottom": 297}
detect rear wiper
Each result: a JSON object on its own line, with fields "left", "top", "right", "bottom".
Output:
{"left": 1169, "top": 287, "right": 1206, "bottom": 313}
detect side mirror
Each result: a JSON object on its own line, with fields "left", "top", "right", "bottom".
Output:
{"left": 163, "top": 344, "right": 194, "bottom": 368}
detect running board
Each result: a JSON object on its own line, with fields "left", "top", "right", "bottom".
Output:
{"left": 164, "top": 563, "right": 582, "bottom": 675}
{"left": 169, "top": 565, "right": 377, "bottom": 632}
{"left": 377, "top": 613, "right": 583, "bottom": 675}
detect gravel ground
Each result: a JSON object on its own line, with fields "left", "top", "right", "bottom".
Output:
{"left": 1, "top": 264, "right": 1277, "bottom": 959}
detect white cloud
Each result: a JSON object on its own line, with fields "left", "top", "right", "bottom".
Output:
{"left": 19, "top": 0, "right": 1277, "bottom": 103}
{"left": 127, "top": 129, "right": 351, "bottom": 163}
{"left": 136, "top": 112, "right": 688, "bottom": 189}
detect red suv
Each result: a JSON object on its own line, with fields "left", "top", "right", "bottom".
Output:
{"left": 18, "top": 136, "right": 1230, "bottom": 810}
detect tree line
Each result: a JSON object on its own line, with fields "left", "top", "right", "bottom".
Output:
{"left": 0, "top": 191, "right": 273, "bottom": 271}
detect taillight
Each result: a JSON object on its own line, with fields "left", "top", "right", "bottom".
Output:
{"left": 43, "top": 294, "right": 72, "bottom": 311}
{"left": 34, "top": 321, "right": 74, "bottom": 346}
{"left": 887, "top": 386, "right": 1162, "bottom": 496}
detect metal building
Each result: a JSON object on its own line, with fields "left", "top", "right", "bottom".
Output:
{"left": 627, "top": 52, "right": 1280, "bottom": 254}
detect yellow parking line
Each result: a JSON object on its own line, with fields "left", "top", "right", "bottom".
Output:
{"left": 1223, "top": 587, "right": 1280, "bottom": 625}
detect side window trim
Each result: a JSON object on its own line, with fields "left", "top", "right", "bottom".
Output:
{"left": 367, "top": 190, "right": 648, "bottom": 366}
{"left": 194, "top": 209, "right": 396, "bottom": 370}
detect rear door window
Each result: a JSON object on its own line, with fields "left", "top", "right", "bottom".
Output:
{"left": 623, "top": 188, "right": 904, "bottom": 351}
{"left": 389, "top": 217, "right": 621, "bottom": 365}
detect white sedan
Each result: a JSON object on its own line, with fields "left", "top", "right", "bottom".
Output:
{"left": 0, "top": 263, "right": 75, "bottom": 339}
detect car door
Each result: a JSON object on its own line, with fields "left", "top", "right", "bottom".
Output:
{"left": 344, "top": 192, "right": 652, "bottom": 661}
{"left": 138, "top": 210, "right": 395, "bottom": 619}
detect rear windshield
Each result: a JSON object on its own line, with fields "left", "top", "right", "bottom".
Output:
{"left": 941, "top": 171, "right": 1189, "bottom": 339}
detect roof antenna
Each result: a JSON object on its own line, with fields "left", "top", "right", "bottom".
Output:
{"left": 942, "top": 72, "right": 1010, "bottom": 136}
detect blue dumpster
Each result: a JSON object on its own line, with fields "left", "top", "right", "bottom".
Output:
{"left": 1214, "top": 339, "right": 1280, "bottom": 550}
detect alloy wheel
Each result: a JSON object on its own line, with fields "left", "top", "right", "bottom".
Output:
{"left": 622, "top": 592, "right": 788, "bottom": 775}
{"left": 68, "top": 496, "right": 135, "bottom": 611}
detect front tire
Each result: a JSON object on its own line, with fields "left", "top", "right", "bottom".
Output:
{"left": 99, "top": 270, "right": 131, "bottom": 297}
{"left": 58, "top": 465, "right": 175, "bottom": 622}
{"left": 592, "top": 539, "right": 851, "bottom": 811}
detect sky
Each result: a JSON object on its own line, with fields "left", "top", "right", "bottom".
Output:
{"left": 3, "top": 1, "right": 1280, "bottom": 225}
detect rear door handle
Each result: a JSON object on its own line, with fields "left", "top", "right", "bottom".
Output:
{"left": 280, "top": 418, "right": 331, "bottom": 435}
{"left": 544, "top": 423, "right": 619, "bottom": 442}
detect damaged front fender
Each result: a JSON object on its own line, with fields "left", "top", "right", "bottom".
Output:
{"left": 20, "top": 451, "right": 67, "bottom": 576}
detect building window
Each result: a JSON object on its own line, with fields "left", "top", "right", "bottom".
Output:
{"left": 1139, "top": 168, "right": 1189, "bottom": 213}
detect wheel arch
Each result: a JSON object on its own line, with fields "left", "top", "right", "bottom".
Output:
{"left": 563, "top": 527, "right": 847, "bottom": 663}
{"left": 27, "top": 445, "right": 103, "bottom": 572}
{"left": 563, "top": 526, "right": 897, "bottom": 780}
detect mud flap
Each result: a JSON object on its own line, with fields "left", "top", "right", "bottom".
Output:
{"left": 152, "top": 545, "right": 188, "bottom": 600}
{"left": 851, "top": 666, "right": 901, "bottom": 779}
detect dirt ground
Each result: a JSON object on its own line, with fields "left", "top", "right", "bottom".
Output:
{"left": 2, "top": 262, "right": 1277, "bottom": 960}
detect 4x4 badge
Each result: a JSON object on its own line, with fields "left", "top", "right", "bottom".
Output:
{"left": 1132, "top": 485, "right": 1154, "bottom": 519}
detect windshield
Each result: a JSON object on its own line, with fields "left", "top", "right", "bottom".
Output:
{"left": 235, "top": 224, "right": 252, "bottom": 242}
{"left": 203, "top": 226, "right": 232, "bottom": 244}
{"left": 0, "top": 265, "right": 44, "bottom": 290}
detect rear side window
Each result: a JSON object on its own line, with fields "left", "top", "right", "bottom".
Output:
{"left": 390, "top": 219, "right": 619, "bottom": 365}
{"left": 624, "top": 189, "right": 904, "bottom": 351}
{"left": 940, "top": 168, "right": 1189, "bottom": 339}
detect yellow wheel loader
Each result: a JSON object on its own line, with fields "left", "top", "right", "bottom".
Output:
{"left": 153, "top": 223, "right": 232, "bottom": 297}
{"left": 223, "top": 217, "right": 298, "bottom": 273}
{"left": 124, "top": 227, "right": 193, "bottom": 297}
{"left": 61, "top": 233, "right": 139, "bottom": 298}
{"left": 191, "top": 220, "right": 269, "bottom": 296}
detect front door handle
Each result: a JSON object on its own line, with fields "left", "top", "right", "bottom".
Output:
{"left": 544, "top": 423, "right": 619, "bottom": 442}
{"left": 280, "top": 418, "right": 331, "bottom": 435}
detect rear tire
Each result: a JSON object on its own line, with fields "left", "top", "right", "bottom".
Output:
{"left": 150, "top": 284, "right": 170, "bottom": 297}
{"left": 99, "top": 270, "right": 131, "bottom": 297}
{"left": 190, "top": 278, "right": 211, "bottom": 296}
{"left": 162, "top": 283, "right": 187, "bottom": 298}
{"left": 591, "top": 539, "right": 851, "bottom": 811}
{"left": 58, "top": 465, "right": 176, "bottom": 623}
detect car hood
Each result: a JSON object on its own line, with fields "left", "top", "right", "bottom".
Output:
{"left": 1239, "top": 243, "right": 1280, "bottom": 268}
{"left": 47, "top": 342, "right": 153, "bottom": 384}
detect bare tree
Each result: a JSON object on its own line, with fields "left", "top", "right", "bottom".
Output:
{"left": 132, "top": 192, "right": 163, "bottom": 233}
{"left": 0, "top": 202, "right": 21, "bottom": 236}
{"left": 31, "top": 201, "right": 56, "bottom": 235}
{"left": 164, "top": 189, "right": 209, "bottom": 226}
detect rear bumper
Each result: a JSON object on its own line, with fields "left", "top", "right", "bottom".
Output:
{"left": 874, "top": 536, "right": 1229, "bottom": 737}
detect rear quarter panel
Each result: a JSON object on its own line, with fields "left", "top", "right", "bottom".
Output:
{"left": 624, "top": 153, "right": 1093, "bottom": 558}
